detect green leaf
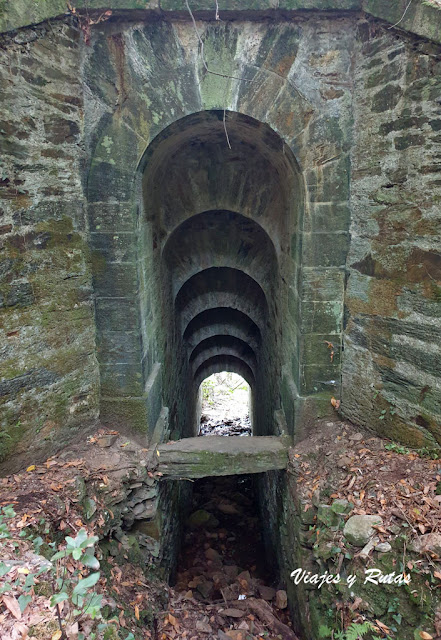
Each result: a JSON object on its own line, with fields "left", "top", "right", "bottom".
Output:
{"left": 72, "top": 548, "right": 83, "bottom": 560}
{"left": 24, "top": 573, "right": 36, "bottom": 590}
{"left": 81, "top": 551, "right": 100, "bottom": 569}
{"left": 32, "top": 536, "right": 43, "bottom": 552}
{"left": 18, "top": 594, "right": 32, "bottom": 612}
{"left": 50, "top": 592, "right": 69, "bottom": 606}
{"left": 83, "top": 593, "right": 103, "bottom": 618}
{"left": 0, "top": 563, "right": 11, "bottom": 577}
{"left": 66, "top": 528, "right": 88, "bottom": 549}
{"left": 51, "top": 550, "right": 68, "bottom": 561}
{"left": 73, "top": 571, "right": 100, "bottom": 595}
{"left": 0, "top": 583, "right": 12, "bottom": 595}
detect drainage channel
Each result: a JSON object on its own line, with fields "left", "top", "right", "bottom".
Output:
{"left": 163, "top": 473, "right": 297, "bottom": 639}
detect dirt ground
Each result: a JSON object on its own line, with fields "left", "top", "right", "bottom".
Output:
{"left": 0, "top": 417, "right": 440, "bottom": 639}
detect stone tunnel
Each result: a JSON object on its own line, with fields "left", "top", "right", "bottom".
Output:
{"left": 1, "top": 0, "right": 441, "bottom": 636}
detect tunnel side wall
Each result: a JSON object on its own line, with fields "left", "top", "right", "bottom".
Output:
{"left": 0, "top": 10, "right": 441, "bottom": 474}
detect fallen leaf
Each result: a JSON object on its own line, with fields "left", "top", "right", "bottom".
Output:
{"left": 419, "top": 632, "right": 433, "bottom": 640}
{"left": 51, "top": 631, "right": 62, "bottom": 640}
{"left": 3, "top": 594, "right": 21, "bottom": 619}
{"left": 26, "top": 465, "right": 35, "bottom": 473}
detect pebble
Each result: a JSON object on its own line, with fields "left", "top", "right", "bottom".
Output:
{"left": 275, "top": 590, "right": 288, "bottom": 609}
{"left": 375, "top": 542, "right": 392, "bottom": 553}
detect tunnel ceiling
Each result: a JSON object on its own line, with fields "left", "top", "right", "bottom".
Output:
{"left": 142, "top": 110, "right": 301, "bottom": 434}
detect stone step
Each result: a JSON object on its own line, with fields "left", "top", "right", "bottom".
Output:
{"left": 156, "top": 436, "right": 290, "bottom": 479}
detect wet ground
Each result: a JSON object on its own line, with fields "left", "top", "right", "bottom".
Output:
{"left": 199, "top": 373, "right": 251, "bottom": 437}
{"left": 199, "top": 414, "right": 252, "bottom": 437}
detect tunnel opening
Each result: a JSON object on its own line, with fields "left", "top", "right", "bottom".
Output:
{"left": 198, "top": 371, "right": 252, "bottom": 437}
{"left": 139, "top": 110, "right": 303, "bottom": 440}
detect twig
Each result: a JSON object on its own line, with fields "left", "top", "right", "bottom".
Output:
{"left": 388, "top": 0, "right": 413, "bottom": 29}
{"left": 185, "top": 0, "right": 254, "bottom": 83}
{"left": 215, "top": 0, "right": 220, "bottom": 20}
{"left": 223, "top": 109, "right": 232, "bottom": 150}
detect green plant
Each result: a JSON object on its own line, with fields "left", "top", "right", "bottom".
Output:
{"left": 319, "top": 621, "right": 378, "bottom": 640}
{"left": 0, "top": 510, "right": 111, "bottom": 640}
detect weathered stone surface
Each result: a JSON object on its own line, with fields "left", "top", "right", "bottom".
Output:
{"left": 157, "top": 436, "right": 290, "bottom": 479}
{"left": 1, "top": 3, "right": 441, "bottom": 471}
{"left": 343, "top": 515, "right": 383, "bottom": 546}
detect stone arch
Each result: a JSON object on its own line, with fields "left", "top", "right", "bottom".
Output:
{"left": 85, "top": 18, "right": 350, "bottom": 437}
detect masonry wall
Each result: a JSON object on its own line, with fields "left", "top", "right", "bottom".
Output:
{"left": 0, "top": 22, "right": 99, "bottom": 470}
{"left": 1, "top": 8, "right": 441, "bottom": 474}
{"left": 343, "top": 18, "right": 441, "bottom": 448}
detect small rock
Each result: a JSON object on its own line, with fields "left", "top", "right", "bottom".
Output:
{"left": 237, "top": 570, "right": 251, "bottom": 582}
{"left": 187, "top": 509, "right": 219, "bottom": 528}
{"left": 349, "top": 432, "right": 364, "bottom": 441}
{"left": 197, "top": 581, "right": 214, "bottom": 599}
{"left": 375, "top": 542, "right": 392, "bottom": 553}
{"left": 343, "top": 515, "right": 383, "bottom": 547}
{"left": 317, "top": 504, "right": 340, "bottom": 528}
{"left": 409, "top": 533, "right": 441, "bottom": 556}
{"left": 331, "top": 499, "right": 353, "bottom": 516}
{"left": 97, "top": 435, "right": 118, "bottom": 448}
{"left": 359, "top": 536, "right": 379, "bottom": 561}
{"left": 218, "top": 502, "right": 241, "bottom": 515}
{"left": 205, "top": 547, "right": 222, "bottom": 565}
{"left": 224, "top": 565, "right": 238, "bottom": 580}
{"left": 196, "top": 619, "right": 212, "bottom": 633}
{"left": 275, "top": 589, "right": 288, "bottom": 609}
{"left": 257, "top": 585, "right": 276, "bottom": 601}
{"left": 337, "top": 456, "right": 352, "bottom": 468}
{"left": 82, "top": 497, "right": 97, "bottom": 520}
{"left": 14, "top": 30, "right": 37, "bottom": 44}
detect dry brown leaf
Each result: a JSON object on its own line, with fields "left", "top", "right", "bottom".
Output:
{"left": 3, "top": 594, "right": 21, "bottom": 620}
{"left": 51, "top": 631, "right": 62, "bottom": 640}
{"left": 419, "top": 632, "right": 433, "bottom": 640}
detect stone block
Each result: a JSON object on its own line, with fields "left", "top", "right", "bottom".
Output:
{"left": 99, "top": 363, "right": 144, "bottom": 397}
{"left": 90, "top": 231, "right": 137, "bottom": 263}
{"left": 304, "top": 202, "right": 351, "bottom": 233}
{"left": 300, "top": 364, "right": 341, "bottom": 394}
{"left": 95, "top": 298, "right": 140, "bottom": 331}
{"left": 300, "top": 334, "right": 341, "bottom": 367}
{"left": 88, "top": 202, "right": 136, "bottom": 232}
{"left": 93, "top": 262, "right": 138, "bottom": 297}
{"left": 96, "top": 330, "right": 142, "bottom": 364}
{"left": 301, "top": 268, "right": 345, "bottom": 302}
{"left": 317, "top": 504, "right": 340, "bottom": 528}
{"left": 301, "top": 231, "right": 349, "bottom": 268}
{"left": 100, "top": 395, "right": 150, "bottom": 434}
{"left": 300, "top": 300, "right": 343, "bottom": 334}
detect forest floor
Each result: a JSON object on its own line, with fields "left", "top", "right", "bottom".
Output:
{"left": 0, "top": 416, "right": 440, "bottom": 640}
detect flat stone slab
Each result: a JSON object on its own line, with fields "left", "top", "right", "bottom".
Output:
{"left": 156, "top": 436, "right": 290, "bottom": 479}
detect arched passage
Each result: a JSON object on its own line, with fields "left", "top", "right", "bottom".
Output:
{"left": 139, "top": 110, "right": 303, "bottom": 437}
